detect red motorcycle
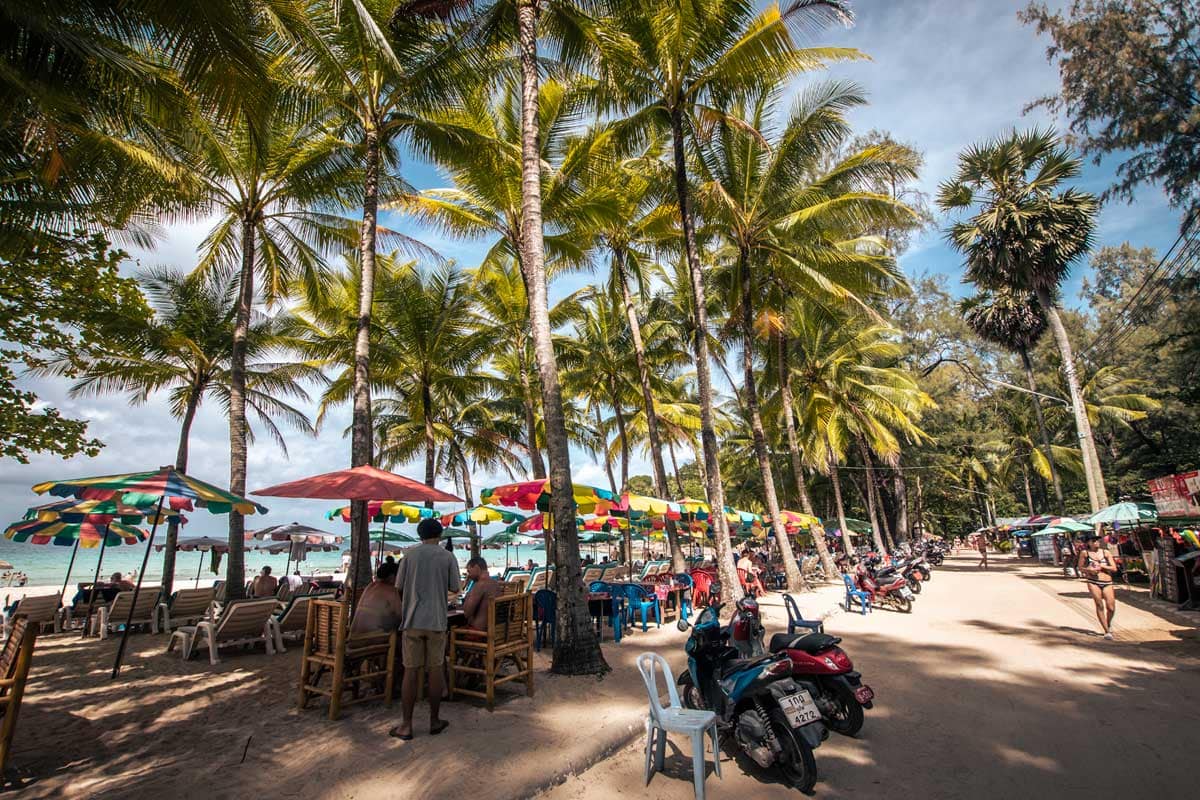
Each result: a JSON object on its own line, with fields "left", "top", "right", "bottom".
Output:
{"left": 856, "top": 562, "right": 915, "bottom": 613}
{"left": 769, "top": 631, "right": 875, "bottom": 736}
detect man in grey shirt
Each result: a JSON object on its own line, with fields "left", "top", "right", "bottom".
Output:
{"left": 390, "top": 517, "right": 461, "bottom": 740}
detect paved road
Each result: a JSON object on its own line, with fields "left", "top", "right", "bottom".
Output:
{"left": 539, "top": 552, "right": 1200, "bottom": 799}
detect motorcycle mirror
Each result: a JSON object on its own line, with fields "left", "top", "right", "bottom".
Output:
{"left": 677, "top": 618, "right": 690, "bottom": 632}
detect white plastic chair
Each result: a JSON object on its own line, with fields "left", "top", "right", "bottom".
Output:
{"left": 636, "top": 652, "right": 721, "bottom": 800}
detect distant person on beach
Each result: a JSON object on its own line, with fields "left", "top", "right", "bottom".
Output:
{"left": 391, "top": 518, "right": 460, "bottom": 741}
{"left": 525, "top": 559, "right": 535, "bottom": 571}
{"left": 1078, "top": 533, "right": 1118, "bottom": 639}
{"left": 250, "top": 566, "right": 278, "bottom": 598}
{"left": 351, "top": 560, "right": 402, "bottom": 635}
{"left": 284, "top": 570, "right": 304, "bottom": 592}
{"left": 976, "top": 536, "right": 989, "bottom": 570}
{"left": 461, "top": 557, "right": 502, "bottom": 631}
{"left": 110, "top": 572, "right": 134, "bottom": 592}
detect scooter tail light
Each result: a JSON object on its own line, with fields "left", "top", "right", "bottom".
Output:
{"left": 763, "top": 657, "right": 793, "bottom": 678}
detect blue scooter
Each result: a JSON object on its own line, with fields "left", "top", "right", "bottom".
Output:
{"left": 677, "top": 604, "right": 826, "bottom": 793}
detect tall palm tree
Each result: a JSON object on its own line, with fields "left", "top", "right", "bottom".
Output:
{"left": 50, "top": 268, "right": 318, "bottom": 595}
{"left": 698, "top": 83, "right": 916, "bottom": 587}
{"left": 961, "top": 288, "right": 1067, "bottom": 514}
{"left": 938, "top": 128, "right": 1107, "bottom": 511}
{"left": 594, "top": 0, "right": 859, "bottom": 597}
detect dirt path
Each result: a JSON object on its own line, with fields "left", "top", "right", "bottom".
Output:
{"left": 538, "top": 552, "right": 1200, "bottom": 799}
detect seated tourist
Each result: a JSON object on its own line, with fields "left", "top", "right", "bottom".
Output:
{"left": 250, "top": 566, "right": 278, "bottom": 598}
{"left": 461, "top": 557, "right": 504, "bottom": 631}
{"left": 351, "top": 561, "right": 402, "bottom": 635}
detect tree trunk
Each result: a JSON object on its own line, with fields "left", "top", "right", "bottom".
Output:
{"left": 855, "top": 437, "right": 888, "bottom": 555}
{"left": 871, "top": 463, "right": 895, "bottom": 552}
{"left": 669, "top": 105, "right": 738, "bottom": 598}
{"left": 226, "top": 215, "right": 256, "bottom": 602}
{"left": 668, "top": 440, "right": 685, "bottom": 496}
{"left": 617, "top": 248, "right": 685, "bottom": 572}
{"left": 518, "top": 364, "right": 546, "bottom": 479}
{"left": 594, "top": 404, "right": 618, "bottom": 495}
{"left": 349, "top": 125, "right": 382, "bottom": 596}
{"left": 738, "top": 249, "right": 803, "bottom": 590}
{"left": 609, "top": 381, "right": 630, "bottom": 490}
{"left": 914, "top": 473, "right": 924, "bottom": 538}
{"left": 1022, "top": 466, "right": 1035, "bottom": 516}
{"left": 162, "top": 382, "right": 202, "bottom": 597}
{"left": 892, "top": 467, "right": 910, "bottom": 543}
{"left": 462, "top": 462, "right": 480, "bottom": 559}
{"left": 518, "top": 0, "right": 605, "bottom": 675}
{"left": 1019, "top": 346, "right": 1065, "bottom": 515}
{"left": 422, "top": 383, "right": 437, "bottom": 506}
{"left": 826, "top": 438, "right": 852, "bottom": 552}
{"left": 1036, "top": 290, "right": 1107, "bottom": 511}
{"left": 778, "top": 332, "right": 836, "bottom": 578}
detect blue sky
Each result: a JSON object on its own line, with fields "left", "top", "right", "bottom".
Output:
{"left": 0, "top": 0, "right": 1186, "bottom": 542}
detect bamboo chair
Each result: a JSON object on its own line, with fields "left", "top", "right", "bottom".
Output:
{"left": 268, "top": 593, "right": 333, "bottom": 653}
{"left": 449, "top": 593, "right": 534, "bottom": 711}
{"left": 0, "top": 619, "right": 37, "bottom": 773}
{"left": 297, "top": 599, "right": 396, "bottom": 720}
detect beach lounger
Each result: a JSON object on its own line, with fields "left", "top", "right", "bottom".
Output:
{"left": 449, "top": 593, "right": 534, "bottom": 711}
{"left": 166, "top": 598, "right": 278, "bottom": 665}
{"left": 268, "top": 592, "right": 332, "bottom": 653}
{"left": 505, "top": 571, "right": 532, "bottom": 593}
{"left": 0, "top": 618, "right": 37, "bottom": 773}
{"left": 298, "top": 599, "right": 395, "bottom": 720}
{"left": 94, "top": 589, "right": 160, "bottom": 638}
{"left": 5, "top": 593, "right": 62, "bottom": 637}
{"left": 527, "top": 567, "right": 554, "bottom": 593}
{"left": 157, "top": 587, "right": 216, "bottom": 632}
{"left": 581, "top": 566, "right": 604, "bottom": 584}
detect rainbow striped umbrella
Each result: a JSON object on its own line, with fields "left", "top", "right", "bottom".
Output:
{"left": 440, "top": 506, "right": 526, "bottom": 526}
{"left": 325, "top": 500, "right": 435, "bottom": 523}
{"left": 25, "top": 498, "right": 184, "bottom": 526}
{"left": 481, "top": 480, "right": 617, "bottom": 514}
{"left": 5, "top": 519, "right": 147, "bottom": 548}
{"left": 32, "top": 467, "right": 267, "bottom": 515}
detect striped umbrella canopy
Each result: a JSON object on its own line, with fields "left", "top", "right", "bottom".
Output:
{"left": 256, "top": 540, "right": 341, "bottom": 556}
{"left": 370, "top": 529, "right": 418, "bottom": 543}
{"left": 482, "top": 531, "right": 538, "bottom": 546}
{"left": 481, "top": 480, "right": 618, "bottom": 514}
{"left": 769, "top": 509, "right": 821, "bottom": 530}
{"left": 505, "top": 513, "right": 586, "bottom": 533}
{"left": 1087, "top": 502, "right": 1158, "bottom": 526}
{"left": 24, "top": 498, "right": 184, "bottom": 526}
{"left": 248, "top": 522, "right": 343, "bottom": 546}
{"left": 325, "top": 500, "right": 435, "bottom": 524}
{"left": 32, "top": 466, "right": 267, "bottom": 515}
{"left": 252, "top": 464, "right": 462, "bottom": 503}
{"left": 440, "top": 527, "right": 475, "bottom": 542}
{"left": 440, "top": 506, "right": 527, "bottom": 526}
{"left": 613, "top": 493, "right": 683, "bottom": 521}
{"left": 153, "top": 536, "right": 229, "bottom": 552}
{"left": 5, "top": 519, "right": 147, "bottom": 548}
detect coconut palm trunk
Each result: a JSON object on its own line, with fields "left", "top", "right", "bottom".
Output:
{"left": 226, "top": 216, "right": 256, "bottom": 602}
{"left": 738, "top": 251, "right": 803, "bottom": 590}
{"left": 519, "top": 364, "right": 546, "bottom": 479}
{"left": 1022, "top": 466, "right": 1036, "bottom": 516}
{"left": 669, "top": 106, "right": 739, "bottom": 597}
{"left": 517, "top": 0, "right": 604, "bottom": 675}
{"left": 1034, "top": 289, "right": 1107, "bottom": 511}
{"left": 461, "top": 463, "right": 480, "bottom": 559}
{"left": 892, "top": 468, "right": 909, "bottom": 543}
{"left": 778, "top": 333, "right": 836, "bottom": 577}
{"left": 826, "top": 438, "right": 851, "bottom": 551}
{"left": 855, "top": 437, "right": 887, "bottom": 555}
{"left": 162, "top": 383, "right": 201, "bottom": 596}
{"left": 609, "top": 382, "right": 630, "bottom": 489}
{"left": 616, "top": 249, "right": 686, "bottom": 572}
{"left": 349, "top": 125, "right": 382, "bottom": 595}
{"left": 1018, "top": 346, "right": 1066, "bottom": 515}
{"left": 423, "top": 383, "right": 437, "bottom": 496}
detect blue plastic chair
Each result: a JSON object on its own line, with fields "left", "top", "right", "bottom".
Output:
{"left": 589, "top": 581, "right": 625, "bottom": 643}
{"left": 673, "top": 573, "right": 694, "bottom": 621}
{"left": 842, "top": 574, "right": 872, "bottom": 615}
{"left": 533, "top": 589, "right": 557, "bottom": 651}
{"left": 624, "top": 584, "right": 661, "bottom": 632}
{"left": 783, "top": 593, "right": 824, "bottom": 634}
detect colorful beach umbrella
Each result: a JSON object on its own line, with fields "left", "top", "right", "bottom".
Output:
{"left": 25, "top": 498, "right": 184, "bottom": 526}
{"left": 248, "top": 522, "right": 343, "bottom": 546}
{"left": 153, "top": 536, "right": 232, "bottom": 587}
{"left": 325, "top": 500, "right": 435, "bottom": 523}
{"left": 481, "top": 480, "right": 617, "bottom": 514}
{"left": 1087, "top": 502, "right": 1158, "bottom": 526}
{"left": 252, "top": 464, "right": 462, "bottom": 503}
{"left": 440, "top": 506, "right": 526, "bottom": 526}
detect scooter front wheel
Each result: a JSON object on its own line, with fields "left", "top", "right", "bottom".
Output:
{"left": 678, "top": 673, "right": 706, "bottom": 711}
{"left": 907, "top": 578, "right": 922, "bottom": 595}
{"left": 769, "top": 708, "right": 818, "bottom": 792}
{"left": 895, "top": 596, "right": 913, "bottom": 613}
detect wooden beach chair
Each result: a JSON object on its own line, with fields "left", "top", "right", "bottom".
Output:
{"left": 527, "top": 567, "right": 554, "bottom": 593}
{"left": 4, "top": 593, "right": 61, "bottom": 637}
{"left": 166, "top": 598, "right": 278, "bottom": 665}
{"left": 94, "top": 589, "right": 160, "bottom": 638}
{"left": 0, "top": 618, "right": 37, "bottom": 773}
{"left": 268, "top": 592, "right": 332, "bottom": 653}
{"left": 298, "top": 599, "right": 396, "bottom": 720}
{"left": 449, "top": 593, "right": 534, "bottom": 711}
{"left": 157, "top": 587, "right": 216, "bottom": 632}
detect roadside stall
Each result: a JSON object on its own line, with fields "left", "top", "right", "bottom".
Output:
{"left": 1147, "top": 471, "right": 1200, "bottom": 610}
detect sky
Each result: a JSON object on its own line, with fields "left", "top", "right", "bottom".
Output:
{"left": 1, "top": 0, "right": 1186, "bottom": 540}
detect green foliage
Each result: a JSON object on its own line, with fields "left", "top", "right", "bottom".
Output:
{"left": 0, "top": 233, "right": 148, "bottom": 462}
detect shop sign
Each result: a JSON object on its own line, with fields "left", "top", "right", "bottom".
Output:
{"left": 1148, "top": 471, "right": 1200, "bottom": 518}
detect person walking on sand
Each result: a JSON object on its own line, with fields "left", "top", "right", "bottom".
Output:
{"left": 976, "top": 535, "right": 989, "bottom": 570}
{"left": 1077, "top": 533, "right": 1118, "bottom": 639}
{"left": 390, "top": 517, "right": 460, "bottom": 741}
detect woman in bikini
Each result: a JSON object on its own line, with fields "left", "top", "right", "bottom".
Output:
{"left": 1077, "top": 533, "right": 1118, "bottom": 639}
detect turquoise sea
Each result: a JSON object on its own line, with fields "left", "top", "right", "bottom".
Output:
{"left": 0, "top": 537, "right": 550, "bottom": 589}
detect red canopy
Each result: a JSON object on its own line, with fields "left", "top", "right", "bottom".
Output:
{"left": 251, "top": 465, "right": 463, "bottom": 503}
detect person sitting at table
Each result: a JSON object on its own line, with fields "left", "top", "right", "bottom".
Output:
{"left": 250, "top": 566, "right": 278, "bottom": 598}
{"left": 737, "top": 549, "right": 765, "bottom": 596}
{"left": 351, "top": 561, "right": 402, "bottom": 634}
{"left": 461, "top": 557, "right": 503, "bottom": 631}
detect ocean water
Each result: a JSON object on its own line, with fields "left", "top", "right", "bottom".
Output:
{"left": 0, "top": 537, "right": 552, "bottom": 589}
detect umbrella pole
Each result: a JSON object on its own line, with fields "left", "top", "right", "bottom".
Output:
{"left": 377, "top": 520, "right": 387, "bottom": 572}
{"left": 112, "top": 495, "right": 165, "bottom": 679}
{"left": 59, "top": 539, "right": 80, "bottom": 603}
{"left": 194, "top": 555, "right": 203, "bottom": 588}
{"left": 81, "top": 526, "right": 111, "bottom": 639}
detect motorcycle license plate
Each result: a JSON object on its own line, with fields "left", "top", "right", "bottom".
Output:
{"left": 900, "top": 587, "right": 914, "bottom": 600}
{"left": 779, "top": 689, "right": 821, "bottom": 728}
{"left": 854, "top": 685, "right": 875, "bottom": 704}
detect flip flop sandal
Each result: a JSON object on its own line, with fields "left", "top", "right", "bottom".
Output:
{"left": 389, "top": 726, "right": 413, "bottom": 741}
{"left": 430, "top": 720, "right": 450, "bottom": 736}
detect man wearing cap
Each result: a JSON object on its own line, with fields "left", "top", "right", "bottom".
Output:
{"left": 390, "top": 517, "right": 460, "bottom": 740}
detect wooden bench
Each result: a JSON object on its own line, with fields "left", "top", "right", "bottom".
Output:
{"left": 298, "top": 599, "right": 396, "bottom": 720}
{"left": 0, "top": 618, "right": 37, "bottom": 772}
{"left": 449, "top": 593, "right": 534, "bottom": 711}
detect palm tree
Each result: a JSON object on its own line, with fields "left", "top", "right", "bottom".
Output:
{"left": 593, "top": 0, "right": 859, "bottom": 597}
{"left": 938, "top": 128, "right": 1107, "bottom": 511}
{"left": 697, "top": 83, "right": 916, "bottom": 588}
{"left": 51, "top": 267, "right": 318, "bottom": 595}
{"left": 1053, "top": 365, "right": 1161, "bottom": 462}
{"left": 961, "top": 288, "right": 1067, "bottom": 514}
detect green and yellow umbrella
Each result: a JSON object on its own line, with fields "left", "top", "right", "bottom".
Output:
{"left": 25, "top": 498, "right": 183, "bottom": 526}
{"left": 5, "top": 519, "right": 147, "bottom": 548}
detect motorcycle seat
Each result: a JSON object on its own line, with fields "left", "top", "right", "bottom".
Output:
{"left": 769, "top": 632, "right": 840, "bottom": 654}
{"left": 718, "top": 653, "right": 779, "bottom": 678}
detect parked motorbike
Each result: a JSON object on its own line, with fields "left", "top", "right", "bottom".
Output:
{"left": 729, "top": 594, "right": 767, "bottom": 658}
{"left": 768, "top": 631, "right": 875, "bottom": 736}
{"left": 856, "top": 562, "right": 915, "bottom": 612}
{"left": 678, "top": 605, "right": 826, "bottom": 793}
{"left": 899, "top": 559, "right": 925, "bottom": 594}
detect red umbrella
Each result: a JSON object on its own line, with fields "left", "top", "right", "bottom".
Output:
{"left": 252, "top": 465, "right": 462, "bottom": 503}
